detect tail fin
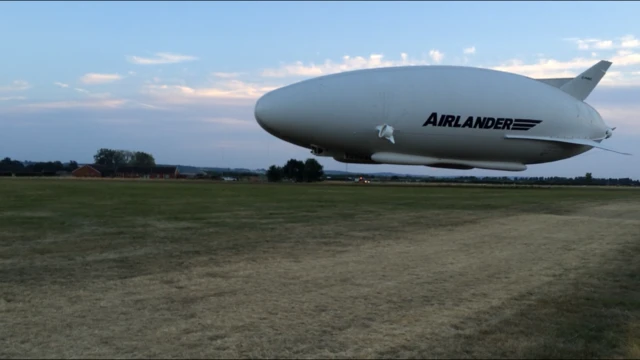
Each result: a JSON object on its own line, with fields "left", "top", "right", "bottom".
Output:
{"left": 558, "top": 60, "right": 612, "bottom": 101}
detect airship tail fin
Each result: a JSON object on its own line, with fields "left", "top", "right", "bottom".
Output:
{"left": 558, "top": 60, "right": 612, "bottom": 101}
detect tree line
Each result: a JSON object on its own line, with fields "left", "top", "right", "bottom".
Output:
{"left": 0, "top": 157, "right": 78, "bottom": 175}
{"left": 266, "top": 158, "right": 325, "bottom": 182}
{"left": 93, "top": 148, "right": 156, "bottom": 168}
{"left": 0, "top": 148, "right": 157, "bottom": 176}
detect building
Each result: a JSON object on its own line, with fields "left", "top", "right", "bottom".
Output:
{"left": 72, "top": 164, "right": 177, "bottom": 179}
{"left": 71, "top": 164, "right": 110, "bottom": 178}
{"left": 114, "top": 165, "right": 177, "bottom": 179}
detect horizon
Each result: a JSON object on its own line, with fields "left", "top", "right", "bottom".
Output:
{"left": 1, "top": 2, "right": 639, "bottom": 179}
{"left": 9, "top": 157, "right": 640, "bottom": 181}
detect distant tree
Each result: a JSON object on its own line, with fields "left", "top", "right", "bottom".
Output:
{"left": 93, "top": 148, "right": 126, "bottom": 169}
{"left": 130, "top": 151, "right": 156, "bottom": 167}
{"left": 585, "top": 172, "right": 593, "bottom": 184}
{"left": 266, "top": 165, "right": 284, "bottom": 182}
{"left": 282, "top": 159, "right": 305, "bottom": 182}
{"left": 93, "top": 148, "right": 156, "bottom": 169}
{"left": 0, "top": 157, "right": 25, "bottom": 172}
{"left": 66, "top": 161, "right": 79, "bottom": 172}
{"left": 303, "top": 158, "right": 324, "bottom": 182}
{"left": 119, "top": 150, "right": 135, "bottom": 165}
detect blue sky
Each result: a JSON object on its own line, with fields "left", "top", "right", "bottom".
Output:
{"left": 1, "top": 1, "right": 639, "bottom": 178}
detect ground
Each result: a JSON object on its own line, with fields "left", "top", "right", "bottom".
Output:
{"left": 1, "top": 178, "right": 639, "bottom": 359}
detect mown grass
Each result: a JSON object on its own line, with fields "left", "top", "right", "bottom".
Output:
{"left": 0, "top": 178, "right": 639, "bottom": 358}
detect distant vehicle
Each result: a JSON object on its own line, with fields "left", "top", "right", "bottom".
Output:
{"left": 254, "top": 60, "right": 630, "bottom": 172}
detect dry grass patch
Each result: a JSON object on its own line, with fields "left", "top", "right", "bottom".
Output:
{"left": 1, "top": 180, "right": 639, "bottom": 358}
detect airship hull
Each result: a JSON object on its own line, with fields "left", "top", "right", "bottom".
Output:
{"left": 255, "top": 61, "right": 625, "bottom": 171}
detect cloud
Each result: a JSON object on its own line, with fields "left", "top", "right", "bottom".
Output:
{"left": 142, "top": 79, "right": 279, "bottom": 103}
{"left": 594, "top": 104, "right": 640, "bottom": 134}
{"left": 0, "top": 80, "right": 30, "bottom": 92}
{"left": 198, "top": 117, "right": 259, "bottom": 129}
{"left": 260, "top": 52, "right": 432, "bottom": 78}
{"left": 567, "top": 35, "right": 640, "bottom": 51}
{"left": 429, "top": 49, "right": 444, "bottom": 64}
{"left": 489, "top": 50, "right": 640, "bottom": 84}
{"left": 20, "top": 99, "right": 129, "bottom": 110}
{"left": 212, "top": 72, "right": 244, "bottom": 79}
{"left": 56, "top": 85, "right": 114, "bottom": 100}
{"left": 621, "top": 35, "right": 640, "bottom": 49}
{"left": 80, "top": 73, "right": 123, "bottom": 84}
{"left": 463, "top": 46, "right": 476, "bottom": 55}
{"left": 126, "top": 52, "right": 198, "bottom": 65}
{"left": 54, "top": 82, "right": 69, "bottom": 88}
{"left": 0, "top": 96, "right": 26, "bottom": 101}
{"left": 8, "top": 98, "right": 163, "bottom": 112}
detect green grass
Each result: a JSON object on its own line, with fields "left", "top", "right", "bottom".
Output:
{"left": 1, "top": 178, "right": 639, "bottom": 358}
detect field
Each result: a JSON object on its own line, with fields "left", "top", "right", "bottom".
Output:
{"left": 1, "top": 179, "right": 639, "bottom": 359}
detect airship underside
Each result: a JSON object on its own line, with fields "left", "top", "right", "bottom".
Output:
{"left": 254, "top": 60, "right": 629, "bottom": 172}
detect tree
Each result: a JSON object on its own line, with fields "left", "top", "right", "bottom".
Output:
{"left": 94, "top": 148, "right": 126, "bottom": 169}
{"left": 266, "top": 165, "right": 284, "bottom": 182}
{"left": 303, "top": 158, "right": 324, "bottom": 182}
{"left": 0, "top": 157, "right": 25, "bottom": 172}
{"left": 66, "top": 161, "right": 79, "bottom": 171}
{"left": 93, "top": 148, "right": 155, "bottom": 168}
{"left": 585, "top": 172, "right": 593, "bottom": 184}
{"left": 131, "top": 151, "right": 156, "bottom": 167}
{"left": 282, "top": 159, "right": 305, "bottom": 182}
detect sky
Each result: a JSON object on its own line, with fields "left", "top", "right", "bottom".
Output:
{"left": 1, "top": 1, "right": 639, "bottom": 179}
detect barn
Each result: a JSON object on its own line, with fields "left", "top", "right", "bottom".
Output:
{"left": 71, "top": 164, "right": 112, "bottom": 178}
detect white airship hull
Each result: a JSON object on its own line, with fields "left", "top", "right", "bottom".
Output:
{"left": 255, "top": 60, "right": 627, "bottom": 171}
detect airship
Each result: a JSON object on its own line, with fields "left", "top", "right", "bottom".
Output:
{"left": 254, "top": 59, "right": 629, "bottom": 172}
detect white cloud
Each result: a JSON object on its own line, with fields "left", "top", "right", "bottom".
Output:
{"left": 489, "top": 50, "right": 640, "bottom": 83}
{"left": 212, "top": 72, "right": 243, "bottom": 79}
{"left": 54, "top": 82, "right": 69, "bottom": 88}
{"left": 127, "top": 52, "right": 198, "bottom": 65}
{"left": 567, "top": 35, "right": 640, "bottom": 51}
{"left": 199, "top": 117, "right": 258, "bottom": 129}
{"left": 80, "top": 73, "right": 122, "bottom": 85}
{"left": 463, "top": 46, "right": 476, "bottom": 55}
{"left": 75, "top": 88, "right": 89, "bottom": 93}
{"left": 260, "top": 53, "right": 431, "bottom": 78}
{"left": 594, "top": 105, "right": 640, "bottom": 134}
{"left": 0, "top": 80, "right": 30, "bottom": 92}
{"left": 142, "top": 80, "right": 280, "bottom": 102}
{"left": 87, "top": 92, "right": 112, "bottom": 99}
{"left": 12, "top": 98, "right": 162, "bottom": 112}
{"left": 20, "top": 99, "right": 128, "bottom": 110}
{"left": 620, "top": 35, "right": 640, "bottom": 49}
{"left": 598, "top": 71, "right": 640, "bottom": 87}
{"left": 0, "top": 96, "right": 26, "bottom": 101}
{"left": 429, "top": 49, "right": 444, "bottom": 64}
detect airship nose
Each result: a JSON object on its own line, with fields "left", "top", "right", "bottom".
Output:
{"left": 254, "top": 89, "right": 286, "bottom": 134}
{"left": 254, "top": 93, "right": 271, "bottom": 130}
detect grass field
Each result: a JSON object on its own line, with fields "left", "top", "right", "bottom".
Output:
{"left": 1, "top": 178, "right": 639, "bottom": 359}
